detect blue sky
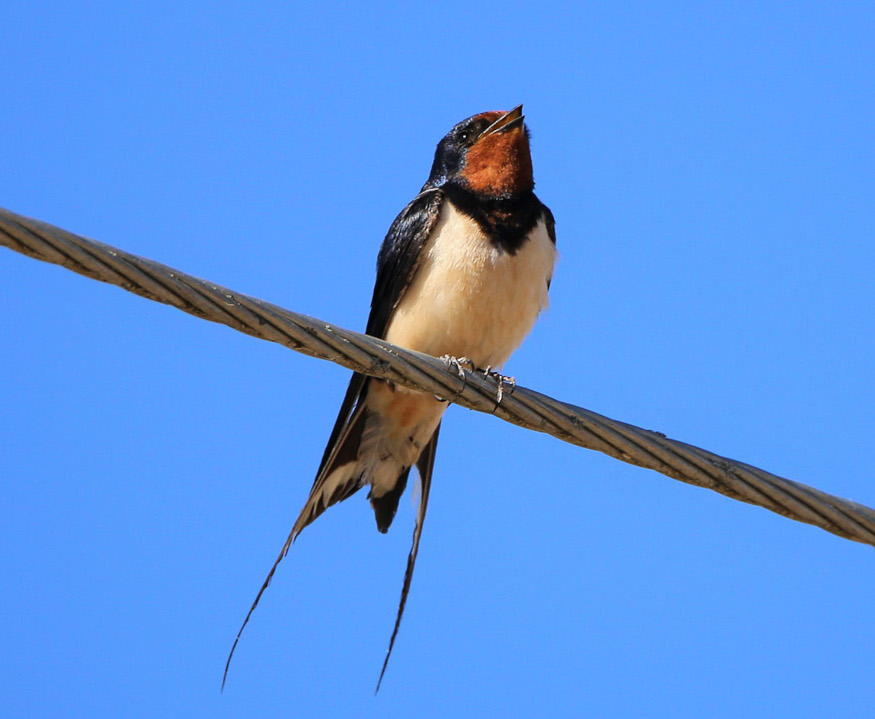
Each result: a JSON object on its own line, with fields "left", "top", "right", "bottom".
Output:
{"left": 2, "top": 3, "right": 874, "bottom": 717}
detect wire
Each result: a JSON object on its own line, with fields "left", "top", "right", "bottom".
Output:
{"left": 2, "top": 206, "right": 874, "bottom": 547}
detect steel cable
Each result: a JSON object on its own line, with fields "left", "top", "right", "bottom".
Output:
{"left": 3, "top": 206, "right": 874, "bottom": 547}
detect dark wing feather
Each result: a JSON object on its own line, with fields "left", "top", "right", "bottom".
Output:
{"left": 375, "top": 422, "right": 441, "bottom": 693}
{"left": 541, "top": 201, "right": 556, "bottom": 246}
{"left": 223, "top": 188, "right": 445, "bottom": 690}
{"left": 541, "top": 200, "right": 556, "bottom": 289}
{"left": 367, "top": 188, "right": 444, "bottom": 338}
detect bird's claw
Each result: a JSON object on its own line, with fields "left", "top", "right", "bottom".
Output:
{"left": 437, "top": 357, "right": 515, "bottom": 405}
{"left": 435, "top": 355, "right": 475, "bottom": 402}
{"left": 440, "top": 355, "right": 476, "bottom": 377}
{"left": 481, "top": 365, "right": 516, "bottom": 404}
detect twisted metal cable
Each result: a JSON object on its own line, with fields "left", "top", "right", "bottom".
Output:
{"left": 3, "top": 206, "right": 874, "bottom": 547}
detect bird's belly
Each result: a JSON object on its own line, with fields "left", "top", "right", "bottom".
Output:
{"left": 385, "top": 203, "right": 556, "bottom": 368}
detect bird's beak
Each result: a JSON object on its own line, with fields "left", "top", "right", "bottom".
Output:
{"left": 478, "top": 105, "right": 525, "bottom": 140}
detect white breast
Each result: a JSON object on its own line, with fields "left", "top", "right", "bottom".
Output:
{"left": 385, "top": 201, "right": 556, "bottom": 368}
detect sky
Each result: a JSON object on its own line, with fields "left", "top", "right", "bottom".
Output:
{"left": 1, "top": 3, "right": 874, "bottom": 717}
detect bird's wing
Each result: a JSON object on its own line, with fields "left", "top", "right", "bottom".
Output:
{"left": 223, "top": 188, "right": 445, "bottom": 690}
{"left": 367, "top": 187, "right": 444, "bottom": 338}
{"left": 287, "top": 186, "right": 446, "bottom": 534}
{"left": 539, "top": 199, "right": 556, "bottom": 289}
{"left": 376, "top": 421, "right": 441, "bottom": 692}
{"left": 541, "top": 201, "right": 556, "bottom": 246}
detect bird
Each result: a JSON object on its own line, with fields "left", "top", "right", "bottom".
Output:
{"left": 223, "top": 105, "right": 557, "bottom": 691}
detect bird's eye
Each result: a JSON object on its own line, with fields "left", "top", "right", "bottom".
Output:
{"left": 459, "top": 131, "right": 470, "bottom": 142}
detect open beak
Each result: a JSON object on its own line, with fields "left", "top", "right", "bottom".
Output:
{"left": 478, "top": 104, "right": 525, "bottom": 140}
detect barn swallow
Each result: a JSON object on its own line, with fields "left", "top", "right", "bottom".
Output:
{"left": 224, "top": 105, "right": 557, "bottom": 690}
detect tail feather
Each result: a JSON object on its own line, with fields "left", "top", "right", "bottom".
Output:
{"left": 376, "top": 422, "right": 441, "bottom": 692}
{"left": 223, "top": 373, "right": 370, "bottom": 690}
{"left": 223, "top": 372, "right": 442, "bottom": 692}
{"left": 369, "top": 467, "right": 411, "bottom": 533}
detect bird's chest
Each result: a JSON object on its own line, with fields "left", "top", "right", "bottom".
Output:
{"left": 385, "top": 202, "right": 556, "bottom": 367}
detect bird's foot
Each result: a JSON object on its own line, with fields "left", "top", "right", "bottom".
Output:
{"left": 437, "top": 357, "right": 515, "bottom": 405}
{"left": 440, "top": 355, "right": 476, "bottom": 377}
{"left": 435, "top": 355, "right": 476, "bottom": 402}
{"left": 481, "top": 365, "right": 516, "bottom": 404}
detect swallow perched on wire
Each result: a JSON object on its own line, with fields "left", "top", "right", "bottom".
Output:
{"left": 224, "top": 105, "right": 557, "bottom": 690}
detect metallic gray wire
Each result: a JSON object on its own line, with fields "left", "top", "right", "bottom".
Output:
{"left": 3, "top": 206, "right": 874, "bottom": 547}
